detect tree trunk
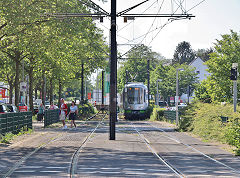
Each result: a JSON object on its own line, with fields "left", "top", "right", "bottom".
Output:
{"left": 29, "top": 65, "right": 34, "bottom": 113}
{"left": 34, "top": 87, "right": 37, "bottom": 100}
{"left": 14, "top": 59, "right": 20, "bottom": 106}
{"left": 49, "top": 78, "right": 53, "bottom": 103}
{"left": 58, "top": 79, "right": 62, "bottom": 108}
{"left": 41, "top": 72, "right": 45, "bottom": 105}
{"left": 9, "top": 83, "right": 13, "bottom": 104}
{"left": 7, "top": 75, "right": 14, "bottom": 104}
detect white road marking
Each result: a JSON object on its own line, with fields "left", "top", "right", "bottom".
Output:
{"left": 124, "top": 168, "right": 145, "bottom": 171}
{"left": 46, "top": 167, "right": 66, "bottom": 169}
{"left": 126, "top": 172, "right": 147, "bottom": 175}
{"left": 14, "top": 170, "right": 36, "bottom": 173}
{"left": 101, "top": 168, "right": 121, "bottom": 170}
{"left": 147, "top": 169, "right": 170, "bottom": 172}
{"left": 99, "top": 171, "right": 121, "bottom": 174}
{"left": 21, "top": 166, "right": 42, "bottom": 169}
{"left": 78, "top": 168, "right": 97, "bottom": 170}
{"left": 184, "top": 170, "right": 208, "bottom": 173}
{"left": 79, "top": 171, "right": 98, "bottom": 174}
{"left": 40, "top": 170, "right": 63, "bottom": 173}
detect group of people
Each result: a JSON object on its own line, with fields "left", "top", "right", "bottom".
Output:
{"left": 59, "top": 98, "right": 78, "bottom": 130}
{"left": 37, "top": 99, "right": 78, "bottom": 130}
{"left": 37, "top": 102, "right": 57, "bottom": 122}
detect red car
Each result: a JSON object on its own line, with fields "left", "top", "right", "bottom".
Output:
{"left": 19, "top": 103, "right": 28, "bottom": 112}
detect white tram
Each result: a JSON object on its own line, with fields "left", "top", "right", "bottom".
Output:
{"left": 121, "top": 83, "right": 149, "bottom": 120}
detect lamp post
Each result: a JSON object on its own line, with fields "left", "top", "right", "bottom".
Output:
{"left": 176, "top": 68, "right": 184, "bottom": 126}
{"left": 232, "top": 63, "right": 238, "bottom": 112}
{"left": 156, "top": 79, "right": 162, "bottom": 106}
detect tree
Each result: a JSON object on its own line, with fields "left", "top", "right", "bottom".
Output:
{"left": 195, "top": 48, "right": 214, "bottom": 62}
{"left": 117, "top": 44, "right": 164, "bottom": 92}
{"left": 0, "top": 0, "right": 108, "bottom": 111}
{"left": 173, "top": 41, "right": 195, "bottom": 64}
{"left": 195, "top": 30, "right": 240, "bottom": 103}
{"left": 150, "top": 63, "right": 198, "bottom": 103}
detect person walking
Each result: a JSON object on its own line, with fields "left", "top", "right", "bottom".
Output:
{"left": 60, "top": 98, "right": 68, "bottom": 129}
{"left": 49, "top": 102, "right": 57, "bottom": 110}
{"left": 38, "top": 103, "right": 45, "bottom": 122}
{"left": 68, "top": 101, "right": 78, "bottom": 129}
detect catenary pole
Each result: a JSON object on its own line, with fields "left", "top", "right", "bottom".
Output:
{"left": 109, "top": 0, "right": 117, "bottom": 140}
{"left": 102, "top": 70, "right": 105, "bottom": 106}
{"left": 81, "top": 63, "right": 84, "bottom": 104}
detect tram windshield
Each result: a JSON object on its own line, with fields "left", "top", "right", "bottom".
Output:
{"left": 127, "top": 87, "right": 144, "bottom": 104}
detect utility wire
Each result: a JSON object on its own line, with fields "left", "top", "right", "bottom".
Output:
{"left": 187, "top": 0, "right": 206, "bottom": 12}
{"left": 140, "top": 0, "right": 165, "bottom": 44}
{"left": 117, "top": 0, "right": 158, "bottom": 32}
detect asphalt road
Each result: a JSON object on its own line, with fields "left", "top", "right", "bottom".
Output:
{"left": 0, "top": 119, "right": 239, "bottom": 178}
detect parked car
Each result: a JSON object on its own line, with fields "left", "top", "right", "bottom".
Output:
{"left": 18, "top": 103, "right": 28, "bottom": 112}
{"left": 0, "top": 103, "right": 9, "bottom": 113}
{"left": 6, "top": 104, "right": 18, "bottom": 113}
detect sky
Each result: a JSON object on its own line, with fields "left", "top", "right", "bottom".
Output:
{"left": 92, "top": 0, "right": 240, "bottom": 59}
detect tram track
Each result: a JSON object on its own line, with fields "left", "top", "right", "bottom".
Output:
{"left": 69, "top": 113, "right": 107, "bottom": 178}
{"left": 146, "top": 122, "right": 240, "bottom": 175}
{"left": 1, "top": 112, "right": 107, "bottom": 178}
{"left": 130, "top": 120, "right": 240, "bottom": 177}
{"left": 130, "top": 122, "right": 185, "bottom": 178}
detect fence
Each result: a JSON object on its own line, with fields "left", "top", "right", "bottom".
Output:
{"left": 0, "top": 112, "right": 32, "bottom": 135}
{"left": 163, "top": 111, "right": 176, "bottom": 123}
{"left": 44, "top": 109, "right": 60, "bottom": 128}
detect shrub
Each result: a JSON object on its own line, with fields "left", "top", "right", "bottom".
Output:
{"left": 150, "top": 107, "right": 165, "bottom": 121}
{"left": 180, "top": 101, "right": 240, "bottom": 155}
{"left": 225, "top": 117, "right": 240, "bottom": 155}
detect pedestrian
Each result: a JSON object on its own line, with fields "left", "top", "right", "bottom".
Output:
{"left": 38, "top": 103, "right": 45, "bottom": 122}
{"left": 60, "top": 98, "right": 68, "bottom": 129}
{"left": 68, "top": 101, "right": 78, "bottom": 129}
{"left": 49, "top": 102, "right": 57, "bottom": 110}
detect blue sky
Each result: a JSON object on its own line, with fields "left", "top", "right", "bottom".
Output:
{"left": 94, "top": 0, "right": 240, "bottom": 59}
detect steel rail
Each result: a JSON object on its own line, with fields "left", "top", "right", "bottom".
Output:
{"left": 130, "top": 122, "right": 185, "bottom": 178}
{"left": 70, "top": 113, "right": 107, "bottom": 178}
{"left": 1, "top": 112, "right": 103, "bottom": 178}
{"left": 147, "top": 122, "right": 240, "bottom": 175}
{"left": 2, "top": 133, "right": 64, "bottom": 178}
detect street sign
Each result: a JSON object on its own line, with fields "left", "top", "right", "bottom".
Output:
{"left": 88, "top": 93, "right": 91, "bottom": 100}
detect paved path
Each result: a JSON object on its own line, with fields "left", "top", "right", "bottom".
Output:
{"left": 0, "top": 119, "right": 239, "bottom": 177}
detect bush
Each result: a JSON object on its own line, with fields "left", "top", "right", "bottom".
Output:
{"left": 150, "top": 107, "right": 165, "bottom": 121}
{"left": 180, "top": 101, "right": 240, "bottom": 155}
{"left": 225, "top": 117, "right": 240, "bottom": 156}
{"left": 78, "top": 103, "right": 96, "bottom": 118}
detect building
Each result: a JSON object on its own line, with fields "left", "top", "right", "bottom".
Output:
{"left": 181, "top": 57, "right": 211, "bottom": 103}
{"left": 189, "top": 57, "right": 211, "bottom": 82}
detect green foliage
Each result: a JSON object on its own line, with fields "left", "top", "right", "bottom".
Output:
{"left": 117, "top": 44, "right": 164, "bottom": 92}
{"left": 180, "top": 101, "right": 240, "bottom": 155}
{"left": 0, "top": 127, "right": 32, "bottom": 144}
{"left": 0, "top": 132, "right": 15, "bottom": 144}
{"left": 78, "top": 103, "right": 96, "bottom": 118}
{"left": 0, "top": 0, "right": 108, "bottom": 108}
{"left": 195, "top": 48, "right": 214, "bottom": 62}
{"left": 150, "top": 63, "right": 198, "bottom": 100}
{"left": 194, "top": 79, "right": 212, "bottom": 103}
{"left": 173, "top": 41, "right": 195, "bottom": 64}
{"left": 199, "top": 30, "right": 240, "bottom": 103}
{"left": 225, "top": 118, "right": 240, "bottom": 156}
{"left": 149, "top": 107, "right": 165, "bottom": 121}
{"left": 146, "top": 104, "right": 154, "bottom": 119}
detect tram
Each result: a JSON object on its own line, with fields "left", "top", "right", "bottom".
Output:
{"left": 121, "top": 82, "right": 149, "bottom": 120}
